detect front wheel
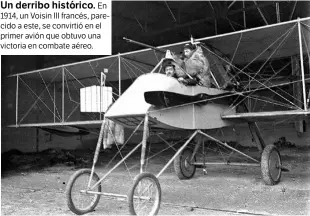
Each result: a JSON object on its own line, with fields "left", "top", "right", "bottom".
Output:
{"left": 66, "top": 169, "right": 101, "bottom": 215}
{"left": 128, "top": 172, "right": 161, "bottom": 216}
{"left": 261, "top": 145, "right": 282, "bottom": 185}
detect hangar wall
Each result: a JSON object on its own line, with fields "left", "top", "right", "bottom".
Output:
{"left": 1, "top": 56, "right": 98, "bottom": 153}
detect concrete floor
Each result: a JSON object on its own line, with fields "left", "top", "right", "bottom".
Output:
{"left": 1, "top": 144, "right": 310, "bottom": 216}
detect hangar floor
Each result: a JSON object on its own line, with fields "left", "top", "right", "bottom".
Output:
{"left": 1, "top": 144, "right": 310, "bottom": 216}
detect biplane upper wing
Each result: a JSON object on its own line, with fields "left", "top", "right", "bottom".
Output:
{"left": 15, "top": 17, "right": 309, "bottom": 83}
{"left": 221, "top": 109, "right": 310, "bottom": 122}
{"left": 6, "top": 17, "right": 310, "bottom": 132}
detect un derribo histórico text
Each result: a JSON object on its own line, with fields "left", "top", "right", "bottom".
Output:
{"left": 0, "top": 0, "right": 111, "bottom": 54}
{"left": 0, "top": 1, "right": 107, "bottom": 10}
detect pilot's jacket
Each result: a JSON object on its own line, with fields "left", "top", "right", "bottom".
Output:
{"left": 183, "top": 46, "right": 211, "bottom": 87}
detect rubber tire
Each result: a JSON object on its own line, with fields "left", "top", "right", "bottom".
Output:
{"left": 174, "top": 148, "right": 196, "bottom": 180}
{"left": 128, "top": 172, "right": 161, "bottom": 216}
{"left": 66, "top": 169, "right": 101, "bottom": 215}
{"left": 261, "top": 145, "right": 282, "bottom": 185}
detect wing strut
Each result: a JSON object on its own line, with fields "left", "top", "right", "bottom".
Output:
{"left": 242, "top": 104, "right": 266, "bottom": 153}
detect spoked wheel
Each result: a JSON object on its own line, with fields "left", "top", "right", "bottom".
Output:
{"left": 66, "top": 169, "right": 102, "bottom": 215}
{"left": 128, "top": 172, "right": 161, "bottom": 216}
{"left": 174, "top": 148, "right": 196, "bottom": 180}
{"left": 261, "top": 145, "right": 282, "bottom": 185}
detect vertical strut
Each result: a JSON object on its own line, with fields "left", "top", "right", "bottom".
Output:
{"left": 36, "top": 128, "right": 39, "bottom": 152}
{"left": 248, "top": 122, "right": 265, "bottom": 152}
{"left": 100, "top": 72, "right": 102, "bottom": 120}
{"left": 307, "top": 89, "right": 310, "bottom": 108}
{"left": 202, "top": 140, "right": 207, "bottom": 174}
{"left": 16, "top": 75, "right": 19, "bottom": 126}
{"left": 276, "top": 2, "right": 280, "bottom": 23}
{"left": 191, "top": 135, "right": 201, "bottom": 161}
{"left": 297, "top": 18, "right": 308, "bottom": 111}
{"left": 292, "top": 55, "right": 304, "bottom": 133}
{"left": 53, "top": 82, "right": 56, "bottom": 123}
{"left": 140, "top": 114, "right": 149, "bottom": 173}
{"left": 88, "top": 119, "right": 106, "bottom": 188}
{"left": 215, "top": 18, "right": 217, "bottom": 35}
{"left": 62, "top": 67, "right": 65, "bottom": 122}
{"left": 242, "top": 104, "right": 265, "bottom": 152}
{"left": 243, "top": 1, "right": 246, "bottom": 29}
{"left": 118, "top": 53, "right": 121, "bottom": 96}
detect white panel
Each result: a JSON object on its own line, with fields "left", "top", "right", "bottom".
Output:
{"left": 86, "top": 87, "right": 92, "bottom": 112}
{"left": 80, "top": 86, "right": 113, "bottom": 113}
{"left": 101, "top": 86, "right": 113, "bottom": 112}
{"left": 91, "top": 86, "right": 98, "bottom": 112}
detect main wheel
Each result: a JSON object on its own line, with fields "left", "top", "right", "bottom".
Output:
{"left": 128, "top": 172, "right": 161, "bottom": 216}
{"left": 174, "top": 148, "right": 196, "bottom": 180}
{"left": 261, "top": 145, "right": 282, "bottom": 185}
{"left": 66, "top": 169, "right": 102, "bottom": 215}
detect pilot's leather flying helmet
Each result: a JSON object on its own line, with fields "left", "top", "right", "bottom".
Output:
{"left": 183, "top": 43, "right": 195, "bottom": 50}
{"left": 162, "top": 59, "right": 175, "bottom": 69}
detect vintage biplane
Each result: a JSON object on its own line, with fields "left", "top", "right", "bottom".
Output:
{"left": 7, "top": 17, "right": 310, "bottom": 215}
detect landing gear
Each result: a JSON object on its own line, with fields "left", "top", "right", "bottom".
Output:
{"left": 174, "top": 148, "right": 196, "bottom": 180}
{"left": 261, "top": 145, "right": 282, "bottom": 185}
{"left": 65, "top": 114, "right": 284, "bottom": 216}
{"left": 66, "top": 169, "right": 102, "bottom": 215}
{"left": 128, "top": 173, "right": 161, "bottom": 216}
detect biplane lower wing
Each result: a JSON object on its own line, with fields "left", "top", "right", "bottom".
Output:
{"left": 221, "top": 110, "right": 310, "bottom": 122}
{"left": 7, "top": 121, "right": 102, "bottom": 136}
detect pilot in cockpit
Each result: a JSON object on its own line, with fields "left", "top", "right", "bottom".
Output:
{"left": 182, "top": 43, "right": 196, "bottom": 60}
{"left": 163, "top": 59, "right": 199, "bottom": 86}
{"left": 164, "top": 62, "right": 176, "bottom": 78}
